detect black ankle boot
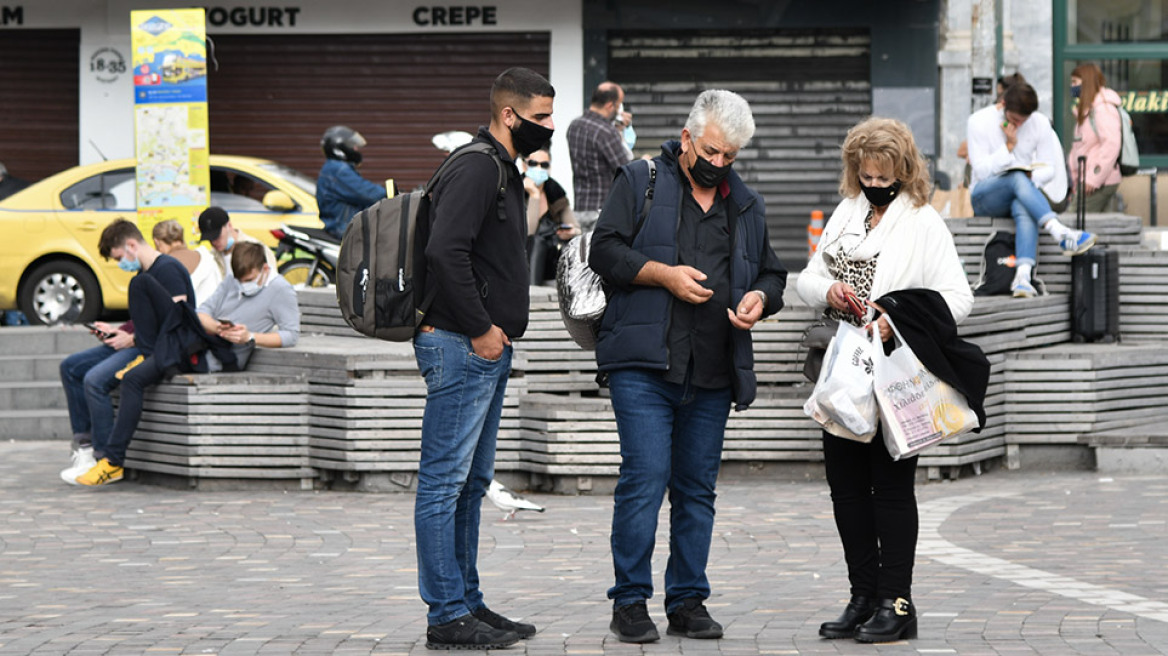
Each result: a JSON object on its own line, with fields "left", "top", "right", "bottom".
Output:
{"left": 818, "top": 595, "right": 875, "bottom": 639}
{"left": 854, "top": 597, "right": 916, "bottom": 643}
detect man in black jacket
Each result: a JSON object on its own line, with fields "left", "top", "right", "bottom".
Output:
{"left": 412, "top": 67, "right": 554, "bottom": 651}
{"left": 589, "top": 90, "right": 787, "bottom": 643}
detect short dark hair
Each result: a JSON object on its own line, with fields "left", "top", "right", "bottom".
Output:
{"left": 591, "top": 82, "right": 621, "bottom": 108}
{"left": 490, "top": 67, "right": 555, "bottom": 120}
{"left": 231, "top": 241, "right": 267, "bottom": 280}
{"left": 98, "top": 218, "right": 144, "bottom": 260}
{"left": 1003, "top": 83, "right": 1039, "bottom": 117}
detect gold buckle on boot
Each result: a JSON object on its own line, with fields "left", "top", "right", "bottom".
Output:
{"left": 892, "top": 598, "right": 911, "bottom": 616}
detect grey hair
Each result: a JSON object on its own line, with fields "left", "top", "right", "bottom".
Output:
{"left": 684, "top": 90, "right": 755, "bottom": 147}
{"left": 0, "top": 162, "right": 7, "bottom": 177}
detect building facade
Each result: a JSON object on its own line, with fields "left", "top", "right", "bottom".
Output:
{"left": 4, "top": 0, "right": 1165, "bottom": 260}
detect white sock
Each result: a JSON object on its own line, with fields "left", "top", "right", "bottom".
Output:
{"left": 1015, "top": 263, "right": 1033, "bottom": 284}
{"left": 1043, "top": 217, "right": 1074, "bottom": 241}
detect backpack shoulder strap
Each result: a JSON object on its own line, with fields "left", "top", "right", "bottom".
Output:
{"left": 629, "top": 158, "right": 658, "bottom": 239}
{"left": 424, "top": 141, "right": 509, "bottom": 220}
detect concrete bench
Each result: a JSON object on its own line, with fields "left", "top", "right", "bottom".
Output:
{"left": 118, "top": 210, "right": 1168, "bottom": 489}
{"left": 123, "top": 372, "right": 313, "bottom": 490}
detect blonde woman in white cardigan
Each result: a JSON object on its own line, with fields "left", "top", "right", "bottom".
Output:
{"left": 797, "top": 117, "right": 973, "bottom": 644}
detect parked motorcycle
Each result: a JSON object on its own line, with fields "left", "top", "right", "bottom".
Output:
{"left": 272, "top": 223, "right": 338, "bottom": 288}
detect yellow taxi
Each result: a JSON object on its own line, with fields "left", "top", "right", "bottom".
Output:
{"left": 0, "top": 155, "right": 322, "bottom": 324}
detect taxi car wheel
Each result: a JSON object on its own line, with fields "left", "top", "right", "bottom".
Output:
{"left": 19, "top": 260, "right": 101, "bottom": 325}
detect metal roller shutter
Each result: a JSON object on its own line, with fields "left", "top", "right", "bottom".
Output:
{"left": 0, "top": 29, "right": 79, "bottom": 183}
{"left": 206, "top": 32, "right": 549, "bottom": 192}
{"left": 609, "top": 30, "right": 871, "bottom": 266}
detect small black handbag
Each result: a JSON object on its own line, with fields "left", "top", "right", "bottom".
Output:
{"left": 800, "top": 318, "right": 839, "bottom": 382}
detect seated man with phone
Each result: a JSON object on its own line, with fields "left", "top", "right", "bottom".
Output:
{"left": 71, "top": 241, "right": 300, "bottom": 486}
{"left": 59, "top": 218, "right": 195, "bottom": 485}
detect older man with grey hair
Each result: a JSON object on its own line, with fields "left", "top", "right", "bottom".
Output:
{"left": 589, "top": 89, "right": 788, "bottom": 643}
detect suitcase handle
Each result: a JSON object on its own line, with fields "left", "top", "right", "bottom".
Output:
{"left": 1077, "top": 155, "right": 1087, "bottom": 231}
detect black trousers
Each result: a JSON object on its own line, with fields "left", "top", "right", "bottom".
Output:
{"left": 822, "top": 429, "right": 919, "bottom": 600}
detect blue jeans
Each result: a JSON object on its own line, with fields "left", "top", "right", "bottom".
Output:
{"left": 59, "top": 344, "right": 141, "bottom": 448}
{"left": 970, "top": 171, "right": 1057, "bottom": 267}
{"left": 606, "top": 368, "right": 733, "bottom": 613}
{"left": 413, "top": 328, "right": 512, "bottom": 625}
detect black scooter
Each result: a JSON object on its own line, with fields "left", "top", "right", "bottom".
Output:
{"left": 272, "top": 224, "right": 339, "bottom": 288}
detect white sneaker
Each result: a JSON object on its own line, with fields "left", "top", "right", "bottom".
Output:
{"left": 60, "top": 447, "right": 96, "bottom": 485}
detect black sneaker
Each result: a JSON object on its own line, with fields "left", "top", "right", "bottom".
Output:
{"left": 426, "top": 614, "right": 521, "bottom": 650}
{"left": 610, "top": 601, "right": 660, "bottom": 643}
{"left": 472, "top": 606, "right": 536, "bottom": 639}
{"left": 666, "top": 598, "right": 723, "bottom": 639}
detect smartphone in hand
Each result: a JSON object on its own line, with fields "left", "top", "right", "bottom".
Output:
{"left": 218, "top": 319, "right": 234, "bottom": 328}
{"left": 843, "top": 292, "right": 866, "bottom": 320}
{"left": 83, "top": 322, "right": 112, "bottom": 340}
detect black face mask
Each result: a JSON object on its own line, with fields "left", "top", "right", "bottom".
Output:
{"left": 509, "top": 110, "right": 553, "bottom": 157}
{"left": 687, "top": 139, "right": 733, "bottom": 189}
{"left": 860, "top": 180, "right": 902, "bottom": 207}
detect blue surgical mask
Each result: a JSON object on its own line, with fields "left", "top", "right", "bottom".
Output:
{"left": 1070, "top": 84, "right": 1082, "bottom": 99}
{"left": 525, "top": 167, "right": 549, "bottom": 186}
{"left": 225, "top": 236, "right": 236, "bottom": 251}
{"left": 240, "top": 280, "right": 261, "bottom": 297}
{"left": 240, "top": 269, "right": 267, "bottom": 297}
{"left": 118, "top": 256, "right": 141, "bottom": 273}
{"left": 623, "top": 124, "right": 637, "bottom": 150}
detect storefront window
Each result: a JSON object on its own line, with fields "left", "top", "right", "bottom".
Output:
{"left": 1069, "top": 0, "right": 1165, "bottom": 44}
{"left": 1061, "top": 59, "right": 1168, "bottom": 156}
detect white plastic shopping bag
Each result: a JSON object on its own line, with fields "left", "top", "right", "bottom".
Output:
{"left": 872, "top": 316, "right": 979, "bottom": 460}
{"left": 803, "top": 321, "right": 878, "bottom": 442}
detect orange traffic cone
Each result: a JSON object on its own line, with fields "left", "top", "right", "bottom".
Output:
{"left": 807, "top": 210, "right": 824, "bottom": 258}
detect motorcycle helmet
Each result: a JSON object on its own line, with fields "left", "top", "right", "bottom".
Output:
{"left": 321, "top": 126, "right": 367, "bottom": 164}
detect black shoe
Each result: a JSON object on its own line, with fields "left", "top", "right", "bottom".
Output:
{"left": 472, "top": 606, "right": 536, "bottom": 639}
{"left": 426, "top": 614, "right": 521, "bottom": 650}
{"left": 666, "top": 597, "right": 723, "bottom": 639}
{"left": 854, "top": 597, "right": 917, "bottom": 643}
{"left": 610, "top": 601, "right": 660, "bottom": 643}
{"left": 818, "top": 595, "right": 876, "bottom": 639}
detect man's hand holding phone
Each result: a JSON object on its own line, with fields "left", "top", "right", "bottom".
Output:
{"left": 83, "top": 322, "right": 111, "bottom": 340}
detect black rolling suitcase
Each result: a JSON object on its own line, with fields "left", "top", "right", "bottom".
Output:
{"left": 1070, "top": 156, "right": 1120, "bottom": 343}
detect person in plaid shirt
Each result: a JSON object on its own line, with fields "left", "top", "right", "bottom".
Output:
{"left": 567, "top": 81, "right": 633, "bottom": 229}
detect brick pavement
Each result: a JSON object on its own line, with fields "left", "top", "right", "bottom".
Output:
{"left": 1, "top": 440, "right": 1167, "bottom": 655}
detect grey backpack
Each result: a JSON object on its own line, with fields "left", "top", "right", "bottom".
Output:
{"left": 336, "top": 141, "right": 507, "bottom": 341}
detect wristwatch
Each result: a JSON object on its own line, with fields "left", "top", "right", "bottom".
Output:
{"left": 246, "top": 332, "right": 256, "bottom": 346}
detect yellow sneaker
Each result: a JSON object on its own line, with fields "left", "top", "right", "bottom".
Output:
{"left": 76, "top": 458, "right": 123, "bottom": 486}
{"left": 114, "top": 355, "right": 145, "bottom": 381}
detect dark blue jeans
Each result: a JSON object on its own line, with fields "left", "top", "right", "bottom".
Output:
{"left": 605, "top": 368, "right": 732, "bottom": 613}
{"left": 95, "top": 275, "right": 178, "bottom": 467}
{"left": 413, "top": 328, "right": 512, "bottom": 625}
{"left": 59, "top": 343, "right": 141, "bottom": 448}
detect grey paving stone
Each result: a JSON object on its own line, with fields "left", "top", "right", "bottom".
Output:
{"left": 1, "top": 441, "right": 1168, "bottom": 654}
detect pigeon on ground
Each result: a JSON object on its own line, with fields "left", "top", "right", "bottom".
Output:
{"left": 486, "top": 479, "right": 545, "bottom": 520}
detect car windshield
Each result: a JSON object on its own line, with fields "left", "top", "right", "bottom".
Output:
{"left": 257, "top": 162, "right": 316, "bottom": 195}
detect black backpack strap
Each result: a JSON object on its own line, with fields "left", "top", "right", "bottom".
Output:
{"left": 424, "top": 141, "right": 509, "bottom": 221}
{"left": 628, "top": 158, "right": 657, "bottom": 240}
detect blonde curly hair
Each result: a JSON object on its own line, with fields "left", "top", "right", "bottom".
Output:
{"left": 838, "top": 117, "right": 931, "bottom": 208}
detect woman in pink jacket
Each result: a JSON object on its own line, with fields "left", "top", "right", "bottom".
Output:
{"left": 1068, "top": 63, "right": 1123, "bottom": 212}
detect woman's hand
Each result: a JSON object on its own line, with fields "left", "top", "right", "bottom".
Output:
{"left": 867, "top": 300, "right": 892, "bottom": 342}
{"left": 523, "top": 176, "right": 540, "bottom": 197}
{"left": 827, "top": 282, "right": 858, "bottom": 312}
